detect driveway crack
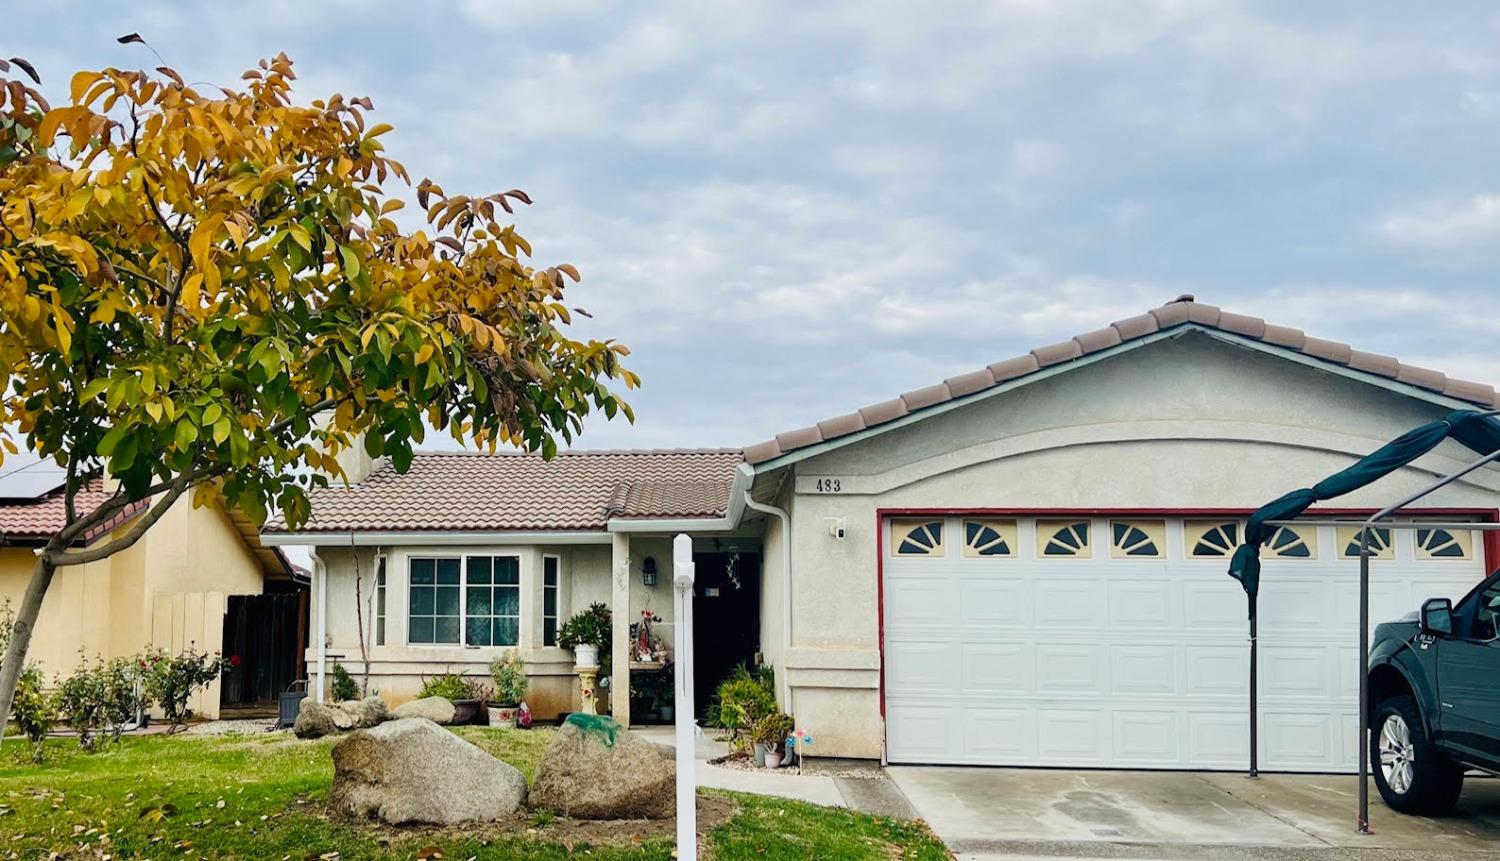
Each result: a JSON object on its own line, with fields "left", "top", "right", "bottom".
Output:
{"left": 1191, "top": 773, "right": 1336, "bottom": 848}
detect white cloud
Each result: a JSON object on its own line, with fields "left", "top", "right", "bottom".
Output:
{"left": 1378, "top": 195, "right": 1500, "bottom": 250}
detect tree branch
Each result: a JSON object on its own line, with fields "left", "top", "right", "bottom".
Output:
{"left": 47, "top": 476, "right": 191, "bottom": 567}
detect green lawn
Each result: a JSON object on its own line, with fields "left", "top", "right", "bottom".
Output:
{"left": 0, "top": 728, "right": 950, "bottom": 860}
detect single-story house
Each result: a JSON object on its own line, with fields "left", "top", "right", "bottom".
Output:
{"left": 0, "top": 465, "right": 304, "bottom": 718}
{"left": 263, "top": 296, "right": 1500, "bottom": 771}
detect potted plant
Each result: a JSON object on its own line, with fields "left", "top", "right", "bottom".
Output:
{"left": 756, "top": 712, "right": 794, "bottom": 769}
{"left": 558, "top": 602, "right": 612, "bottom": 669}
{"left": 419, "top": 671, "right": 482, "bottom": 724}
{"left": 488, "top": 652, "right": 528, "bottom": 729}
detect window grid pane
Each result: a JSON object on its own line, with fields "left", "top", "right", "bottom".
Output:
{"left": 464, "top": 555, "right": 520, "bottom": 647}
{"left": 543, "top": 556, "right": 560, "bottom": 647}
{"left": 409, "top": 557, "right": 461, "bottom": 644}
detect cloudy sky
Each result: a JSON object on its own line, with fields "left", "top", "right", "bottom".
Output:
{"left": 12, "top": 1, "right": 1500, "bottom": 451}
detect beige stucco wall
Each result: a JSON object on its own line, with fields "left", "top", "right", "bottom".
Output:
{"left": 771, "top": 332, "right": 1500, "bottom": 759}
{"left": 309, "top": 536, "right": 682, "bottom": 718}
{"left": 0, "top": 495, "right": 267, "bottom": 718}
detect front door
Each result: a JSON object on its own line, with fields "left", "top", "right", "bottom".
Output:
{"left": 692, "top": 551, "right": 761, "bottom": 718}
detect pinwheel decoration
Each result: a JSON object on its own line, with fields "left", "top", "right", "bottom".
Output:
{"left": 787, "top": 728, "right": 815, "bottom": 770}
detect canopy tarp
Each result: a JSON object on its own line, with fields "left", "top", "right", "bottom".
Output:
{"left": 1228, "top": 409, "right": 1500, "bottom": 601}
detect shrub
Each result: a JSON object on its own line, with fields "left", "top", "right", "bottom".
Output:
{"left": 710, "top": 664, "right": 777, "bottom": 751}
{"left": 331, "top": 663, "right": 360, "bottom": 702}
{"left": 418, "top": 671, "right": 478, "bottom": 702}
{"left": 0, "top": 597, "right": 13, "bottom": 658}
{"left": 12, "top": 664, "right": 56, "bottom": 762}
{"left": 55, "top": 657, "right": 110, "bottom": 752}
{"left": 557, "top": 602, "right": 612, "bottom": 651}
{"left": 489, "top": 652, "right": 528, "bottom": 705}
{"left": 99, "top": 656, "right": 147, "bottom": 743}
{"left": 140, "top": 646, "right": 230, "bottom": 731}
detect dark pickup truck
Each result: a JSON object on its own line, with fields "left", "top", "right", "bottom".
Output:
{"left": 1367, "top": 568, "right": 1500, "bottom": 814}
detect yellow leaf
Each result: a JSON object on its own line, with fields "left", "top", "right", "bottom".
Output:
{"left": 180, "top": 272, "right": 203, "bottom": 309}
{"left": 70, "top": 71, "right": 103, "bottom": 104}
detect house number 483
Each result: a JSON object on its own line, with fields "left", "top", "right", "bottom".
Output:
{"left": 814, "top": 478, "right": 842, "bottom": 492}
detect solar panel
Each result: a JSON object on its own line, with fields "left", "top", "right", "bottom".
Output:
{"left": 0, "top": 451, "right": 68, "bottom": 500}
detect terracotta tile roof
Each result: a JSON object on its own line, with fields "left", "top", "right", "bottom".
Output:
{"left": 0, "top": 477, "right": 147, "bottom": 543}
{"left": 270, "top": 449, "right": 745, "bottom": 533}
{"left": 743, "top": 296, "right": 1500, "bottom": 465}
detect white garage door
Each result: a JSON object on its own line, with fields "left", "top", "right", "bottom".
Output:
{"left": 882, "top": 515, "right": 1485, "bottom": 771}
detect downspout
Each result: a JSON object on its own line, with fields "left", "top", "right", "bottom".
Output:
{"left": 741, "top": 492, "right": 792, "bottom": 711}
{"left": 311, "top": 547, "right": 327, "bottom": 702}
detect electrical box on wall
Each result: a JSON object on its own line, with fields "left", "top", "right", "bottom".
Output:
{"left": 826, "top": 517, "right": 847, "bottom": 541}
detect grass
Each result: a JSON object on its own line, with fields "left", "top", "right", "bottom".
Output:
{"left": 0, "top": 727, "right": 951, "bottom": 860}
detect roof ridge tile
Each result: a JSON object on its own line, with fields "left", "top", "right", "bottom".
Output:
{"left": 742, "top": 298, "right": 1500, "bottom": 465}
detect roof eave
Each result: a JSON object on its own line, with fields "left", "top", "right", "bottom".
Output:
{"left": 748, "top": 324, "right": 1489, "bottom": 474}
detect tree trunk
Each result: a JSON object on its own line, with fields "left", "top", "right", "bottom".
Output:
{"left": 0, "top": 554, "right": 57, "bottom": 743}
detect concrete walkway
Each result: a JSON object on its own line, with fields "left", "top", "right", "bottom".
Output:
{"left": 635, "top": 726, "right": 848, "bottom": 808}
{"left": 891, "top": 766, "right": 1500, "bottom": 860}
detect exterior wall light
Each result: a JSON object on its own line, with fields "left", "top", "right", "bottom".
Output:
{"left": 641, "top": 556, "right": 658, "bottom": 586}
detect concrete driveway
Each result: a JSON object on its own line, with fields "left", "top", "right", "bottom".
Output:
{"left": 889, "top": 767, "right": 1500, "bottom": 860}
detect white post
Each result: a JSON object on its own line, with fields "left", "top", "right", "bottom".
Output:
{"left": 672, "top": 533, "right": 697, "bottom": 861}
{"left": 314, "top": 552, "right": 328, "bottom": 702}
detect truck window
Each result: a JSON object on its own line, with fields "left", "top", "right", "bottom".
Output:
{"left": 1471, "top": 582, "right": 1500, "bottom": 641}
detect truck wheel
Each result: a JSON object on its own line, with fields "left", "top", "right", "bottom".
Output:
{"left": 1371, "top": 695, "right": 1463, "bottom": 815}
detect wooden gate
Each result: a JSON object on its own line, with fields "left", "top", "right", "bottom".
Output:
{"left": 219, "top": 591, "right": 306, "bottom": 706}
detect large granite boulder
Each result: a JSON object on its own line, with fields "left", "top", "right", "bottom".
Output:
{"left": 294, "top": 697, "right": 392, "bottom": 738}
{"left": 529, "top": 716, "right": 675, "bottom": 819}
{"left": 391, "top": 696, "right": 456, "bottom": 725}
{"left": 294, "top": 700, "right": 353, "bottom": 739}
{"left": 340, "top": 695, "right": 390, "bottom": 728}
{"left": 330, "top": 718, "right": 527, "bottom": 825}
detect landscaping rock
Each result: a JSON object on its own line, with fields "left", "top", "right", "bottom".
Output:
{"left": 293, "top": 700, "right": 353, "bottom": 739}
{"left": 330, "top": 718, "right": 527, "bottom": 825}
{"left": 391, "top": 696, "right": 456, "bottom": 725}
{"left": 340, "top": 695, "right": 390, "bottom": 729}
{"left": 529, "top": 716, "right": 675, "bottom": 820}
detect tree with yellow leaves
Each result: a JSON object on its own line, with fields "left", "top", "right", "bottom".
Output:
{"left": 0, "top": 50, "right": 637, "bottom": 726}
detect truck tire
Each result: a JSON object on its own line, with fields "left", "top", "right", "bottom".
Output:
{"left": 1371, "top": 694, "right": 1464, "bottom": 815}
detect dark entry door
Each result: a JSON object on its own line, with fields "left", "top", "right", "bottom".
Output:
{"left": 692, "top": 551, "right": 761, "bottom": 716}
{"left": 220, "top": 592, "right": 305, "bottom": 706}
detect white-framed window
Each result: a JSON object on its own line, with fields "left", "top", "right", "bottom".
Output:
{"left": 374, "top": 555, "right": 387, "bottom": 646}
{"left": 543, "top": 555, "right": 561, "bottom": 647}
{"left": 408, "top": 556, "right": 461, "bottom": 644}
{"left": 407, "top": 554, "right": 522, "bottom": 647}
{"left": 464, "top": 556, "right": 521, "bottom": 647}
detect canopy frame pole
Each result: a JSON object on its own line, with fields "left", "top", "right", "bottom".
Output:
{"left": 1249, "top": 590, "right": 1258, "bottom": 779}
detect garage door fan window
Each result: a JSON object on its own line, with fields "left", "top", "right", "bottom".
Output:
{"left": 1416, "top": 528, "right": 1471, "bottom": 560}
{"left": 894, "top": 520, "right": 944, "bottom": 556}
{"left": 1038, "top": 521, "right": 1090, "bottom": 557}
{"left": 1266, "top": 525, "right": 1316, "bottom": 559}
{"left": 1186, "top": 522, "right": 1239, "bottom": 557}
{"left": 1109, "top": 521, "right": 1164, "bottom": 558}
{"left": 1337, "top": 526, "right": 1392, "bottom": 560}
{"left": 963, "top": 520, "right": 1016, "bottom": 557}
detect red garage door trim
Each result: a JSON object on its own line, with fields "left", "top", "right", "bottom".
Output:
{"left": 872, "top": 506, "right": 1500, "bottom": 764}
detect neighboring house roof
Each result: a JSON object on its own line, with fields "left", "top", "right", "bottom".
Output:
{"left": 0, "top": 477, "right": 147, "bottom": 543}
{"left": 0, "top": 474, "right": 291, "bottom": 577}
{"left": 743, "top": 296, "right": 1500, "bottom": 466}
{"left": 266, "top": 449, "right": 746, "bottom": 534}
